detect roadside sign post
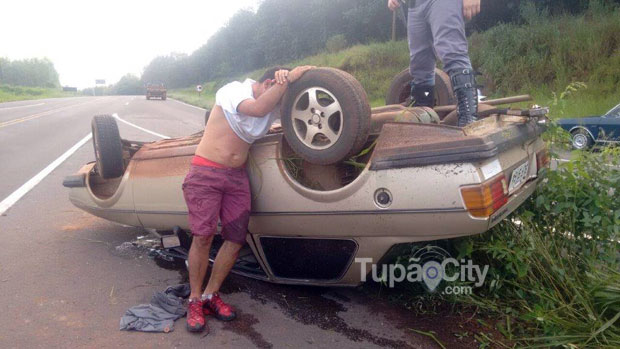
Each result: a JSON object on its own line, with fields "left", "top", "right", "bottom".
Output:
{"left": 196, "top": 85, "right": 202, "bottom": 97}
{"left": 94, "top": 79, "right": 106, "bottom": 96}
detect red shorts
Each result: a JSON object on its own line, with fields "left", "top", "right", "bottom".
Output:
{"left": 182, "top": 157, "right": 250, "bottom": 244}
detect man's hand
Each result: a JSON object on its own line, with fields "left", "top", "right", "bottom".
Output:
{"left": 287, "top": 65, "right": 315, "bottom": 83}
{"left": 274, "top": 69, "right": 289, "bottom": 85}
{"left": 463, "top": 0, "right": 480, "bottom": 21}
{"left": 387, "top": 0, "right": 401, "bottom": 11}
{"left": 274, "top": 66, "right": 315, "bottom": 85}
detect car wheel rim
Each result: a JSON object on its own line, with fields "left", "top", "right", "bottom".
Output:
{"left": 290, "top": 87, "right": 343, "bottom": 150}
{"left": 573, "top": 134, "right": 587, "bottom": 149}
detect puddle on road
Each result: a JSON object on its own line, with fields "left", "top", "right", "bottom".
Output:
{"left": 221, "top": 310, "right": 272, "bottom": 349}
{"left": 219, "top": 275, "right": 413, "bottom": 348}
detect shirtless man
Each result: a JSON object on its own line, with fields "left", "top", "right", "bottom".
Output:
{"left": 182, "top": 65, "right": 314, "bottom": 333}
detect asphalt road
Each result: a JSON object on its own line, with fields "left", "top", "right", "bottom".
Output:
{"left": 0, "top": 96, "right": 463, "bottom": 348}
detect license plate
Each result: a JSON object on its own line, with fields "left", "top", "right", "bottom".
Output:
{"left": 508, "top": 161, "right": 529, "bottom": 192}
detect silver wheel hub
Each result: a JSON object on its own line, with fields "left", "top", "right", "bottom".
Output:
{"left": 311, "top": 113, "right": 321, "bottom": 124}
{"left": 573, "top": 134, "right": 587, "bottom": 148}
{"left": 290, "top": 87, "right": 343, "bottom": 150}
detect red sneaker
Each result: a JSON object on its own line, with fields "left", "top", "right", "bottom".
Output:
{"left": 203, "top": 293, "right": 237, "bottom": 321}
{"left": 186, "top": 298, "right": 208, "bottom": 333}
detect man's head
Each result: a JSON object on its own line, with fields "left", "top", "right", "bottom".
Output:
{"left": 254, "top": 66, "right": 291, "bottom": 97}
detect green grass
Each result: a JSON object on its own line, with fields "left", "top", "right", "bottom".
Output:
{"left": 495, "top": 83, "right": 620, "bottom": 119}
{"left": 0, "top": 84, "right": 80, "bottom": 103}
{"left": 167, "top": 86, "right": 214, "bottom": 110}
{"left": 470, "top": 3, "right": 620, "bottom": 96}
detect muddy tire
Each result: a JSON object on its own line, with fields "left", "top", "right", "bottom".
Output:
{"left": 385, "top": 68, "right": 456, "bottom": 108}
{"left": 281, "top": 67, "right": 371, "bottom": 165}
{"left": 92, "top": 115, "right": 124, "bottom": 179}
{"left": 162, "top": 93, "right": 167, "bottom": 101}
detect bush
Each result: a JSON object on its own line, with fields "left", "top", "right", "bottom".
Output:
{"left": 453, "top": 141, "right": 620, "bottom": 347}
{"left": 326, "top": 34, "right": 348, "bottom": 53}
{"left": 469, "top": 2, "right": 620, "bottom": 95}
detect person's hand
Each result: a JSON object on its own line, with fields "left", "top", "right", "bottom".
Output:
{"left": 287, "top": 65, "right": 315, "bottom": 83}
{"left": 463, "top": 0, "right": 480, "bottom": 21}
{"left": 274, "top": 69, "right": 289, "bottom": 85}
{"left": 387, "top": 0, "right": 401, "bottom": 11}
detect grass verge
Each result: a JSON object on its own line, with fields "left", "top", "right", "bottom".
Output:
{"left": 167, "top": 86, "right": 214, "bottom": 110}
{"left": 0, "top": 84, "right": 80, "bottom": 103}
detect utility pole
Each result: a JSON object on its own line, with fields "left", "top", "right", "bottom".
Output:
{"left": 392, "top": 11, "right": 396, "bottom": 41}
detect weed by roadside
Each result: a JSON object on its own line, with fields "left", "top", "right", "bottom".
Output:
{"left": 456, "top": 142, "right": 618, "bottom": 347}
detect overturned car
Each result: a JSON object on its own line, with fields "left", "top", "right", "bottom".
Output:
{"left": 64, "top": 68, "right": 549, "bottom": 286}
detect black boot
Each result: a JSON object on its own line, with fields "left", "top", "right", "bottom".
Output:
{"left": 450, "top": 69, "right": 478, "bottom": 127}
{"left": 409, "top": 83, "right": 435, "bottom": 108}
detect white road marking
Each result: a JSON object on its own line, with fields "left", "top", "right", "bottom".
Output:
{"left": 112, "top": 113, "right": 170, "bottom": 139}
{"left": 171, "top": 98, "right": 206, "bottom": 111}
{"left": 0, "top": 102, "right": 45, "bottom": 111}
{"left": 0, "top": 99, "right": 99, "bottom": 129}
{"left": 1, "top": 109, "right": 171, "bottom": 215}
{"left": 0, "top": 133, "right": 93, "bottom": 216}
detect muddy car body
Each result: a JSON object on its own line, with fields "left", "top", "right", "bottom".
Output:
{"left": 64, "top": 69, "right": 549, "bottom": 286}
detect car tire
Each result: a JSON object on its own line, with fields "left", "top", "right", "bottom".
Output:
{"left": 571, "top": 129, "right": 593, "bottom": 150}
{"left": 162, "top": 93, "right": 167, "bottom": 101}
{"left": 385, "top": 68, "right": 456, "bottom": 108}
{"left": 280, "top": 67, "right": 371, "bottom": 165}
{"left": 92, "top": 115, "right": 124, "bottom": 179}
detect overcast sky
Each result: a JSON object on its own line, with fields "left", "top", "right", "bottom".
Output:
{"left": 0, "top": 0, "right": 259, "bottom": 89}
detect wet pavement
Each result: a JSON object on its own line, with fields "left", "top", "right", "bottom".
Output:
{"left": 0, "top": 97, "right": 498, "bottom": 348}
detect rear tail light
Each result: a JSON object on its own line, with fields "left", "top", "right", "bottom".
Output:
{"left": 460, "top": 174, "right": 509, "bottom": 218}
{"left": 536, "top": 148, "right": 550, "bottom": 171}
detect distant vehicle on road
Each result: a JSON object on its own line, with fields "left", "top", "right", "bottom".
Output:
{"left": 557, "top": 103, "right": 620, "bottom": 150}
{"left": 146, "top": 83, "right": 167, "bottom": 100}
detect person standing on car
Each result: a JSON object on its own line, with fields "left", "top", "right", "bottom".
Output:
{"left": 182, "top": 65, "right": 314, "bottom": 333}
{"left": 388, "top": 0, "right": 481, "bottom": 126}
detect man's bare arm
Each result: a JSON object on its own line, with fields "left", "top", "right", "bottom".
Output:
{"left": 238, "top": 82, "right": 288, "bottom": 117}
{"left": 238, "top": 66, "right": 314, "bottom": 117}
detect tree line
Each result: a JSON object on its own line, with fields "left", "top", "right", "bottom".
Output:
{"left": 0, "top": 57, "right": 59, "bottom": 88}
{"left": 140, "top": 0, "right": 619, "bottom": 89}
{"left": 2, "top": 0, "right": 615, "bottom": 92}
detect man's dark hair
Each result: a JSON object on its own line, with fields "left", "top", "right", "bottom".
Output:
{"left": 259, "top": 66, "right": 291, "bottom": 82}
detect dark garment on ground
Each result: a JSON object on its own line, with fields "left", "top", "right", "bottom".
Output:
{"left": 120, "top": 284, "right": 190, "bottom": 333}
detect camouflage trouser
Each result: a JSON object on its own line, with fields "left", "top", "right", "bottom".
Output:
{"left": 407, "top": 0, "right": 473, "bottom": 86}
